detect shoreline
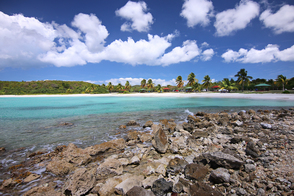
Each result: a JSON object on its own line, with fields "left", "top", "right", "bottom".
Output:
{"left": 0, "top": 92, "right": 294, "bottom": 100}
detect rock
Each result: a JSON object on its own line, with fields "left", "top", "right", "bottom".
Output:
{"left": 166, "top": 157, "right": 188, "bottom": 175}
{"left": 127, "top": 131, "right": 139, "bottom": 141}
{"left": 97, "top": 157, "right": 124, "bottom": 178}
{"left": 230, "top": 137, "right": 243, "bottom": 144}
{"left": 234, "top": 120, "right": 243, "bottom": 127}
{"left": 97, "top": 174, "right": 132, "bottom": 196}
{"left": 127, "top": 120, "right": 139, "bottom": 126}
{"left": 184, "top": 163, "right": 209, "bottom": 181}
{"left": 256, "top": 188, "right": 265, "bottom": 196}
{"left": 245, "top": 141, "right": 259, "bottom": 158}
{"left": 156, "top": 164, "right": 166, "bottom": 175}
{"left": 167, "top": 122, "right": 177, "bottom": 133}
{"left": 159, "top": 119, "right": 169, "bottom": 127}
{"left": 187, "top": 115, "right": 200, "bottom": 123}
{"left": 0, "top": 147, "right": 5, "bottom": 153}
{"left": 140, "top": 133, "right": 153, "bottom": 143}
{"left": 189, "top": 182, "right": 222, "bottom": 196}
{"left": 196, "top": 111, "right": 206, "bottom": 116}
{"left": 130, "top": 156, "right": 140, "bottom": 165}
{"left": 151, "top": 124, "right": 162, "bottom": 134}
{"left": 236, "top": 188, "right": 247, "bottom": 195}
{"left": 1, "top": 178, "right": 17, "bottom": 188}
{"left": 182, "top": 122, "right": 194, "bottom": 132}
{"left": 218, "top": 117, "right": 229, "bottom": 126}
{"left": 152, "top": 128, "right": 168, "bottom": 153}
{"left": 192, "top": 130, "right": 209, "bottom": 138}
{"left": 119, "top": 125, "right": 126, "bottom": 129}
{"left": 244, "top": 164, "right": 256, "bottom": 173}
{"left": 201, "top": 151, "right": 244, "bottom": 169}
{"left": 173, "top": 182, "right": 184, "bottom": 193}
{"left": 23, "top": 186, "right": 62, "bottom": 196}
{"left": 62, "top": 143, "right": 92, "bottom": 166}
{"left": 142, "top": 176, "right": 159, "bottom": 188}
{"left": 152, "top": 178, "right": 173, "bottom": 196}
{"left": 143, "top": 120, "right": 154, "bottom": 128}
{"left": 46, "top": 157, "right": 75, "bottom": 176}
{"left": 63, "top": 168, "right": 96, "bottom": 196}
{"left": 261, "top": 123, "right": 272, "bottom": 129}
{"left": 115, "top": 175, "right": 144, "bottom": 195}
{"left": 127, "top": 186, "right": 155, "bottom": 196}
{"left": 24, "top": 173, "right": 41, "bottom": 183}
{"left": 58, "top": 122, "right": 73, "bottom": 126}
{"left": 209, "top": 168, "right": 230, "bottom": 183}
{"left": 169, "top": 136, "right": 187, "bottom": 153}
{"left": 248, "top": 109, "right": 256, "bottom": 115}
{"left": 85, "top": 138, "right": 125, "bottom": 156}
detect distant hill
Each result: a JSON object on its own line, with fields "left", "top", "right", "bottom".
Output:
{"left": 0, "top": 80, "right": 108, "bottom": 95}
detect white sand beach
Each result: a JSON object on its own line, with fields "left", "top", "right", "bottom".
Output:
{"left": 0, "top": 92, "right": 294, "bottom": 100}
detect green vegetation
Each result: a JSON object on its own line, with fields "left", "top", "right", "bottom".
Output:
{"left": 234, "top": 68, "right": 253, "bottom": 92}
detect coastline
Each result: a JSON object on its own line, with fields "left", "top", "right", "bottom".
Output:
{"left": 0, "top": 92, "right": 294, "bottom": 101}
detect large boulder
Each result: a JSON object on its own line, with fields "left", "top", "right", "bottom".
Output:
{"left": 85, "top": 138, "right": 125, "bottom": 156}
{"left": 63, "top": 168, "right": 96, "bottom": 196}
{"left": 184, "top": 163, "right": 209, "bottom": 181}
{"left": 152, "top": 128, "right": 168, "bottom": 153}
{"left": 46, "top": 157, "right": 75, "bottom": 176}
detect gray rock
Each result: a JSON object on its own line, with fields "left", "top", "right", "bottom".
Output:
{"left": 152, "top": 178, "right": 173, "bottom": 196}
{"left": 236, "top": 188, "right": 247, "bottom": 195}
{"left": 152, "top": 128, "right": 168, "bottom": 153}
{"left": 172, "top": 182, "right": 184, "bottom": 193}
{"left": 256, "top": 188, "right": 265, "bottom": 196}
{"left": 209, "top": 168, "right": 230, "bottom": 183}
{"left": 244, "top": 164, "right": 256, "bottom": 173}
{"left": 127, "top": 186, "right": 155, "bottom": 196}
{"left": 202, "top": 151, "right": 244, "bottom": 170}
{"left": 260, "top": 123, "right": 271, "bottom": 129}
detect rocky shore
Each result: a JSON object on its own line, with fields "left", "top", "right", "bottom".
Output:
{"left": 0, "top": 108, "right": 293, "bottom": 196}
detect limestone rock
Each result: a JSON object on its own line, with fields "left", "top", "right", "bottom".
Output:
{"left": 126, "top": 120, "right": 139, "bottom": 126}
{"left": 169, "top": 136, "right": 187, "bottom": 153}
{"left": 166, "top": 157, "right": 188, "bottom": 175}
{"left": 24, "top": 173, "right": 41, "bottom": 183}
{"left": 143, "top": 120, "right": 154, "bottom": 128}
{"left": 189, "top": 182, "right": 222, "bottom": 196}
{"left": 115, "top": 175, "right": 144, "bottom": 195}
{"left": 46, "top": 157, "right": 75, "bottom": 176}
{"left": 97, "top": 174, "right": 132, "bottom": 196}
{"left": 97, "top": 157, "right": 124, "bottom": 178}
{"left": 23, "top": 186, "right": 62, "bottom": 196}
{"left": 152, "top": 178, "right": 173, "bottom": 196}
{"left": 209, "top": 168, "right": 230, "bottom": 183}
{"left": 127, "top": 131, "right": 139, "bottom": 141}
{"left": 192, "top": 130, "right": 209, "bottom": 138}
{"left": 140, "top": 133, "right": 153, "bottom": 143}
{"left": 62, "top": 143, "right": 92, "bottom": 166}
{"left": 142, "top": 176, "right": 159, "bottom": 188}
{"left": 63, "top": 168, "right": 96, "bottom": 196}
{"left": 127, "top": 186, "right": 155, "bottom": 196}
{"left": 152, "top": 128, "right": 168, "bottom": 153}
{"left": 1, "top": 178, "right": 17, "bottom": 188}
{"left": 184, "top": 163, "right": 209, "bottom": 181}
{"left": 85, "top": 138, "right": 125, "bottom": 156}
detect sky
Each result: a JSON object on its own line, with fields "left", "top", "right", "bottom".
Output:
{"left": 0, "top": 0, "right": 294, "bottom": 86}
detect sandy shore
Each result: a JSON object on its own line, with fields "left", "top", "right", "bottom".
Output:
{"left": 0, "top": 92, "right": 294, "bottom": 100}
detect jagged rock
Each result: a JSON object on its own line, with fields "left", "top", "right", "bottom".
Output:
{"left": 142, "top": 176, "right": 159, "bottom": 188}
{"left": 230, "top": 137, "right": 243, "bottom": 144}
{"left": 261, "top": 123, "right": 272, "bottom": 129}
{"left": 182, "top": 122, "right": 194, "bottom": 133}
{"left": 245, "top": 141, "right": 259, "bottom": 158}
{"left": 127, "top": 120, "right": 140, "bottom": 126}
{"left": 46, "top": 157, "right": 75, "bottom": 176}
{"left": 119, "top": 125, "right": 126, "bottom": 129}
{"left": 156, "top": 164, "right": 166, "bottom": 175}
{"left": 140, "top": 133, "right": 153, "bottom": 143}
{"left": 201, "top": 151, "right": 244, "bottom": 169}
{"left": 248, "top": 109, "right": 256, "bottom": 115}
{"left": 218, "top": 117, "right": 229, "bottom": 126}
{"left": 234, "top": 120, "right": 243, "bottom": 127}
{"left": 189, "top": 182, "right": 222, "bottom": 196}
{"left": 143, "top": 120, "right": 154, "bottom": 128}
{"left": 169, "top": 136, "right": 187, "bottom": 153}
{"left": 195, "top": 121, "right": 212, "bottom": 129}
{"left": 85, "top": 138, "right": 125, "bottom": 156}
{"left": 62, "top": 143, "right": 92, "bottom": 166}
{"left": 97, "top": 174, "right": 132, "bottom": 196}
{"left": 24, "top": 173, "right": 40, "bottom": 183}
{"left": 115, "top": 175, "right": 144, "bottom": 195}
{"left": 173, "top": 182, "right": 184, "bottom": 193}
{"left": 196, "top": 111, "right": 206, "bottom": 116}
{"left": 244, "top": 164, "right": 256, "bottom": 173}
{"left": 1, "top": 178, "right": 17, "bottom": 188}
{"left": 151, "top": 124, "right": 162, "bottom": 134}
{"left": 166, "top": 157, "right": 188, "bottom": 175}
{"left": 130, "top": 156, "right": 140, "bottom": 165}
{"left": 256, "top": 188, "right": 265, "bottom": 196}
{"left": 97, "top": 157, "right": 124, "bottom": 178}
{"left": 184, "top": 163, "right": 209, "bottom": 181}
{"left": 152, "top": 178, "right": 173, "bottom": 196}
{"left": 127, "top": 131, "right": 140, "bottom": 141}
{"left": 209, "top": 168, "right": 230, "bottom": 183}
{"left": 192, "top": 130, "right": 209, "bottom": 138}
{"left": 167, "top": 122, "right": 177, "bottom": 133}
{"left": 236, "top": 188, "right": 247, "bottom": 195}
{"left": 152, "top": 128, "right": 168, "bottom": 153}
{"left": 63, "top": 168, "right": 96, "bottom": 196}
{"left": 127, "top": 186, "right": 155, "bottom": 196}
{"left": 187, "top": 115, "right": 200, "bottom": 123}
{"left": 23, "top": 186, "right": 62, "bottom": 196}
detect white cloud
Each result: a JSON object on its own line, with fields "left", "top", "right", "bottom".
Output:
{"left": 201, "top": 48, "right": 214, "bottom": 61}
{"left": 260, "top": 5, "right": 294, "bottom": 34}
{"left": 104, "top": 77, "right": 176, "bottom": 86}
{"left": 214, "top": 0, "right": 260, "bottom": 36}
{"left": 221, "top": 44, "right": 294, "bottom": 63}
{"left": 115, "top": 1, "right": 153, "bottom": 32}
{"left": 180, "top": 0, "right": 214, "bottom": 27}
{"left": 201, "top": 42, "right": 209, "bottom": 48}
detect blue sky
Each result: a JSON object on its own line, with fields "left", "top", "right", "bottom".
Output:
{"left": 0, "top": 0, "right": 293, "bottom": 86}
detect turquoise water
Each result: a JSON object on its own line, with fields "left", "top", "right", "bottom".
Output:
{"left": 0, "top": 96, "right": 293, "bottom": 152}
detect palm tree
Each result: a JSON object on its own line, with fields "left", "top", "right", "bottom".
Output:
{"left": 155, "top": 84, "right": 163, "bottom": 93}
{"left": 187, "top": 72, "right": 197, "bottom": 86}
{"left": 116, "top": 83, "right": 123, "bottom": 91}
{"left": 202, "top": 75, "right": 211, "bottom": 91}
{"left": 125, "top": 81, "right": 131, "bottom": 91}
{"left": 101, "top": 83, "right": 106, "bottom": 88}
{"left": 107, "top": 82, "right": 114, "bottom": 93}
{"left": 234, "top": 68, "right": 253, "bottom": 92}
{"left": 221, "top": 78, "right": 238, "bottom": 92}
{"left": 277, "top": 75, "right": 288, "bottom": 90}
{"left": 147, "top": 79, "right": 154, "bottom": 89}
{"left": 192, "top": 82, "right": 201, "bottom": 92}
{"left": 176, "top": 76, "right": 184, "bottom": 88}
{"left": 141, "top": 79, "right": 146, "bottom": 88}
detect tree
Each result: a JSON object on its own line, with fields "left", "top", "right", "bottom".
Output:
{"left": 176, "top": 76, "right": 184, "bottom": 88}
{"left": 155, "top": 84, "right": 163, "bottom": 93}
{"left": 107, "top": 82, "right": 114, "bottom": 93}
{"left": 221, "top": 78, "right": 238, "bottom": 92}
{"left": 202, "top": 75, "right": 211, "bottom": 91}
{"left": 125, "top": 81, "right": 131, "bottom": 91}
{"left": 277, "top": 74, "right": 288, "bottom": 90}
{"left": 187, "top": 73, "right": 197, "bottom": 86}
{"left": 234, "top": 68, "right": 253, "bottom": 91}
{"left": 141, "top": 79, "right": 146, "bottom": 88}
{"left": 192, "top": 82, "right": 201, "bottom": 92}
{"left": 116, "top": 83, "right": 123, "bottom": 91}
{"left": 147, "top": 79, "right": 154, "bottom": 89}
{"left": 101, "top": 83, "right": 106, "bottom": 88}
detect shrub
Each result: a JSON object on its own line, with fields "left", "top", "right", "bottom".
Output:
{"left": 282, "top": 90, "right": 290, "bottom": 94}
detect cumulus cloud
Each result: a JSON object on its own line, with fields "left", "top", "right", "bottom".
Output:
{"left": 214, "top": 0, "right": 260, "bottom": 36}
{"left": 260, "top": 5, "right": 294, "bottom": 34}
{"left": 115, "top": 1, "right": 153, "bottom": 32}
{"left": 180, "top": 0, "right": 214, "bottom": 27}
{"left": 104, "top": 77, "right": 176, "bottom": 86}
{"left": 201, "top": 48, "right": 214, "bottom": 61}
{"left": 221, "top": 44, "right": 294, "bottom": 63}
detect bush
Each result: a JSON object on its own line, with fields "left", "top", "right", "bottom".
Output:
{"left": 282, "top": 90, "right": 290, "bottom": 94}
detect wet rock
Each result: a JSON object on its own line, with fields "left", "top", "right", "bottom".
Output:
{"left": 152, "top": 128, "right": 168, "bottom": 153}
{"left": 0, "top": 147, "right": 5, "bottom": 153}
{"left": 261, "top": 123, "right": 271, "bottom": 129}
{"left": 196, "top": 111, "right": 206, "bottom": 116}
{"left": 143, "top": 120, "right": 154, "bottom": 128}
{"left": 201, "top": 151, "right": 244, "bottom": 169}
{"left": 127, "top": 120, "right": 140, "bottom": 126}
{"left": 189, "top": 182, "right": 222, "bottom": 196}
{"left": 166, "top": 157, "right": 188, "bottom": 175}
{"left": 119, "top": 125, "right": 127, "bottom": 129}
{"left": 152, "top": 178, "right": 173, "bottom": 196}
{"left": 63, "top": 167, "right": 96, "bottom": 196}
{"left": 209, "top": 168, "right": 230, "bottom": 183}
{"left": 58, "top": 122, "right": 73, "bottom": 126}
{"left": 85, "top": 138, "right": 125, "bottom": 156}
{"left": 127, "top": 186, "right": 155, "bottom": 196}
{"left": 115, "top": 175, "right": 144, "bottom": 195}
{"left": 187, "top": 115, "right": 200, "bottom": 123}
{"left": 184, "top": 163, "right": 209, "bottom": 181}
{"left": 24, "top": 173, "right": 41, "bottom": 183}
{"left": 46, "top": 157, "right": 75, "bottom": 176}
{"left": 62, "top": 143, "right": 92, "bottom": 166}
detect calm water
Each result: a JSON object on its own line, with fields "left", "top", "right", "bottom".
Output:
{"left": 0, "top": 96, "right": 293, "bottom": 152}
